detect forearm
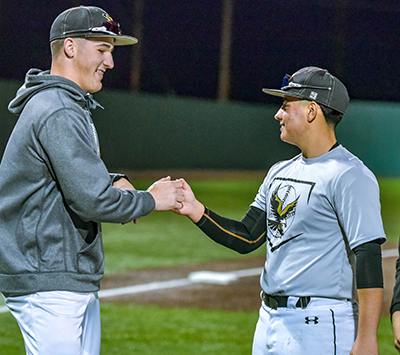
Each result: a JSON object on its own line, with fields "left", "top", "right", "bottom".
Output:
{"left": 176, "top": 179, "right": 266, "bottom": 253}
{"left": 355, "top": 288, "right": 383, "bottom": 343}
{"left": 350, "top": 240, "right": 383, "bottom": 354}
{"left": 195, "top": 206, "right": 266, "bottom": 254}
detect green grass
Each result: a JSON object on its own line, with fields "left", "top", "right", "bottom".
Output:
{"left": 1, "top": 177, "right": 399, "bottom": 354}
{"left": 103, "top": 177, "right": 400, "bottom": 274}
{"left": 100, "top": 304, "right": 257, "bottom": 354}
{"left": 379, "top": 178, "right": 400, "bottom": 246}
{"left": 0, "top": 306, "right": 397, "bottom": 354}
{"left": 379, "top": 317, "right": 398, "bottom": 355}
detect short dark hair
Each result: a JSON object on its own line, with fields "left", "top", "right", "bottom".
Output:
{"left": 50, "top": 39, "right": 64, "bottom": 59}
{"left": 319, "top": 104, "right": 343, "bottom": 128}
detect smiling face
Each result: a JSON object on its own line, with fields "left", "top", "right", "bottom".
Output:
{"left": 72, "top": 37, "right": 115, "bottom": 93}
{"left": 274, "top": 96, "right": 310, "bottom": 147}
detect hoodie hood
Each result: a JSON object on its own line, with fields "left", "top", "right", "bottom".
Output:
{"left": 8, "top": 68, "right": 102, "bottom": 116}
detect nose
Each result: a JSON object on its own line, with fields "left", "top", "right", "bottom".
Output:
{"left": 274, "top": 109, "right": 283, "bottom": 121}
{"left": 104, "top": 52, "right": 114, "bottom": 69}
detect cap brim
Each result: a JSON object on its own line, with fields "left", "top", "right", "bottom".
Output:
{"left": 51, "top": 32, "right": 138, "bottom": 46}
{"left": 84, "top": 32, "right": 138, "bottom": 46}
{"left": 113, "top": 35, "right": 138, "bottom": 46}
{"left": 262, "top": 88, "right": 303, "bottom": 99}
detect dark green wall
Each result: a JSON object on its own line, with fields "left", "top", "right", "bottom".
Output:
{"left": 93, "top": 90, "right": 299, "bottom": 171}
{"left": 336, "top": 101, "right": 400, "bottom": 176}
{"left": 1, "top": 79, "right": 399, "bottom": 176}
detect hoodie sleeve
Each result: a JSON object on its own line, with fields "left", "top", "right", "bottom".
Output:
{"left": 38, "top": 107, "right": 155, "bottom": 223}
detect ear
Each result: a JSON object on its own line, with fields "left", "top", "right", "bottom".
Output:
{"left": 63, "top": 38, "right": 77, "bottom": 59}
{"left": 306, "top": 101, "right": 318, "bottom": 123}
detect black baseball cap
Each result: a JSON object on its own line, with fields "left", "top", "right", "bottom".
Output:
{"left": 50, "top": 6, "right": 138, "bottom": 46}
{"left": 262, "top": 67, "right": 349, "bottom": 114}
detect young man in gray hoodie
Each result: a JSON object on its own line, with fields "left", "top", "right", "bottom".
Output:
{"left": 0, "top": 6, "right": 184, "bottom": 355}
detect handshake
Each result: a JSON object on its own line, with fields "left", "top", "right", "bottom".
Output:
{"left": 113, "top": 176, "right": 205, "bottom": 223}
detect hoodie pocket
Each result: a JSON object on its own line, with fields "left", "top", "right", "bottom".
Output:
{"left": 77, "top": 233, "right": 104, "bottom": 274}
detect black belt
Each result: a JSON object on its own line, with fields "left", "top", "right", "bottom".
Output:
{"left": 261, "top": 292, "right": 311, "bottom": 310}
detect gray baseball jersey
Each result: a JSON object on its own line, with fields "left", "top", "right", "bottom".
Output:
{"left": 251, "top": 145, "right": 386, "bottom": 300}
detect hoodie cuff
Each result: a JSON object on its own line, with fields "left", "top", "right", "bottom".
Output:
{"left": 110, "top": 173, "right": 130, "bottom": 183}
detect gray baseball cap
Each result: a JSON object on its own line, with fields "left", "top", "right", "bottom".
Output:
{"left": 262, "top": 67, "right": 349, "bottom": 114}
{"left": 50, "top": 6, "right": 138, "bottom": 46}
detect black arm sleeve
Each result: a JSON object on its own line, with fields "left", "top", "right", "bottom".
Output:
{"left": 195, "top": 206, "right": 267, "bottom": 254}
{"left": 391, "top": 241, "right": 400, "bottom": 315}
{"left": 353, "top": 239, "right": 383, "bottom": 290}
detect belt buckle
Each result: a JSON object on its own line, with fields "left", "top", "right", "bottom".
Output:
{"left": 262, "top": 292, "right": 278, "bottom": 310}
{"left": 268, "top": 295, "right": 278, "bottom": 310}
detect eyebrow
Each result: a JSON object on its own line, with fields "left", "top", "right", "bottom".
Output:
{"left": 96, "top": 42, "right": 114, "bottom": 51}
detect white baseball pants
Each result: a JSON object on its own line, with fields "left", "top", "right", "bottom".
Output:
{"left": 252, "top": 297, "right": 358, "bottom": 355}
{"left": 3, "top": 291, "right": 101, "bottom": 355}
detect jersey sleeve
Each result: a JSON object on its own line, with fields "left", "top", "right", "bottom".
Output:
{"left": 251, "top": 174, "right": 269, "bottom": 211}
{"left": 333, "top": 166, "right": 386, "bottom": 249}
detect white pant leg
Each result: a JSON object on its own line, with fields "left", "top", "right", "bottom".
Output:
{"left": 81, "top": 293, "right": 101, "bottom": 355}
{"left": 4, "top": 291, "right": 101, "bottom": 355}
{"left": 252, "top": 297, "right": 357, "bottom": 355}
{"left": 252, "top": 305, "right": 270, "bottom": 355}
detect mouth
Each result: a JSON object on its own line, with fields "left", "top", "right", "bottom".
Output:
{"left": 96, "top": 69, "right": 105, "bottom": 79}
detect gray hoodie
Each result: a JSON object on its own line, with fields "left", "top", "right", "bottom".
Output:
{"left": 0, "top": 69, "right": 155, "bottom": 294}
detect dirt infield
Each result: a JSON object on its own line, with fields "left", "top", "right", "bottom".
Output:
{"left": 101, "top": 252, "right": 397, "bottom": 316}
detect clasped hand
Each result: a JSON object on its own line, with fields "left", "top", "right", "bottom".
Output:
{"left": 146, "top": 176, "right": 185, "bottom": 211}
{"left": 146, "top": 177, "right": 204, "bottom": 221}
{"left": 114, "top": 176, "right": 204, "bottom": 222}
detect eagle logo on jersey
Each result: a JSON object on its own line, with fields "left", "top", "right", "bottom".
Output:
{"left": 268, "top": 184, "right": 299, "bottom": 238}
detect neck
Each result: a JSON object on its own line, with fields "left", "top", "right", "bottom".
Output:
{"left": 301, "top": 131, "right": 337, "bottom": 159}
{"left": 50, "top": 61, "right": 69, "bottom": 80}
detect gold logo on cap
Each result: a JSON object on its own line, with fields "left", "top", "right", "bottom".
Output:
{"left": 102, "top": 13, "right": 114, "bottom": 22}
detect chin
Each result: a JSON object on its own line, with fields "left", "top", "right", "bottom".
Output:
{"left": 89, "top": 84, "right": 103, "bottom": 94}
{"left": 281, "top": 136, "right": 296, "bottom": 145}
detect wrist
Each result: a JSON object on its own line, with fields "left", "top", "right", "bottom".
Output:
{"left": 188, "top": 201, "right": 205, "bottom": 223}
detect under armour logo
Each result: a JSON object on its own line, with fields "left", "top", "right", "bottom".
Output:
{"left": 305, "top": 317, "right": 319, "bottom": 324}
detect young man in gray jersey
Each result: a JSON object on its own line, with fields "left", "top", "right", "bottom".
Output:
{"left": 175, "top": 67, "right": 385, "bottom": 355}
{"left": 0, "top": 6, "right": 184, "bottom": 355}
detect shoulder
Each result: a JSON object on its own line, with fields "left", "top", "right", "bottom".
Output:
{"left": 335, "top": 146, "right": 377, "bottom": 178}
{"left": 31, "top": 87, "right": 83, "bottom": 110}
{"left": 331, "top": 146, "right": 379, "bottom": 191}
{"left": 269, "top": 153, "right": 302, "bottom": 175}
{"left": 24, "top": 87, "right": 87, "bottom": 126}
{"left": 257, "top": 154, "right": 302, "bottom": 191}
